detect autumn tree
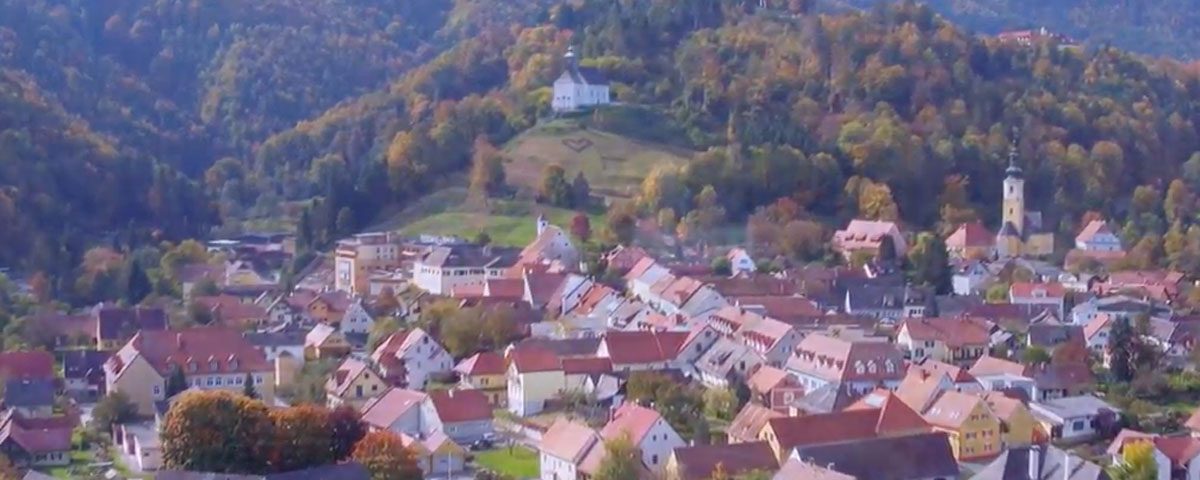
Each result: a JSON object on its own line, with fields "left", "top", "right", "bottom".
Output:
{"left": 469, "top": 136, "right": 507, "bottom": 198}
{"left": 570, "top": 213, "right": 592, "bottom": 242}
{"left": 606, "top": 203, "right": 637, "bottom": 246}
{"left": 592, "top": 435, "right": 641, "bottom": 480}
{"left": 351, "top": 431, "right": 424, "bottom": 480}
{"left": 270, "top": 405, "right": 332, "bottom": 472}
{"left": 0, "top": 454, "right": 17, "bottom": 480}
{"left": 329, "top": 406, "right": 367, "bottom": 461}
{"left": 161, "top": 390, "right": 274, "bottom": 473}
{"left": 1107, "top": 441, "right": 1157, "bottom": 480}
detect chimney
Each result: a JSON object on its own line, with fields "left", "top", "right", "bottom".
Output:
{"left": 1027, "top": 446, "right": 1039, "bottom": 480}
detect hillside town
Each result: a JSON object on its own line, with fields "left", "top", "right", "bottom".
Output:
{"left": 4, "top": 144, "right": 1200, "bottom": 480}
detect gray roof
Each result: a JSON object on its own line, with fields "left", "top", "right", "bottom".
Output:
{"left": 419, "top": 245, "right": 520, "bottom": 269}
{"left": 244, "top": 330, "right": 307, "bottom": 347}
{"left": 4, "top": 378, "right": 54, "bottom": 408}
{"left": 513, "top": 337, "right": 601, "bottom": 357}
{"left": 695, "top": 337, "right": 764, "bottom": 381}
{"left": 789, "top": 432, "right": 959, "bottom": 480}
{"left": 845, "top": 284, "right": 930, "bottom": 311}
{"left": 1033, "top": 395, "right": 1119, "bottom": 420}
{"left": 972, "top": 445, "right": 1107, "bottom": 480}
{"left": 62, "top": 350, "right": 110, "bottom": 380}
{"left": 790, "top": 382, "right": 858, "bottom": 414}
{"left": 998, "top": 221, "right": 1021, "bottom": 238}
{"left": 1026, "top": 324, "right": 1083, "bottom": 350}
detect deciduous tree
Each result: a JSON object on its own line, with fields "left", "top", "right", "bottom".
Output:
{"left": 329, "top": 406, "right": 367, "bottom": 461}
{"left": 160, "top": 390, "right": 274, "bottom": 473}
{"left": 270, "top": 405, "right": 332, "bottom": 472}
{"left": 592, "top": 435, "right": 640, "bottom": 480}
{"left": 351, "top": 431, "right": 424, "bottom": 480}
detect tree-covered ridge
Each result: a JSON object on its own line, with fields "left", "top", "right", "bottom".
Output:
{"left": 265, "top": 1, "right": 1200, "bottom": 247}
{"left": 832, "top": 0, "right": 1200, "bottom": 59}
{"left": 0, "top": 69, "right": 213, "bottom": 274}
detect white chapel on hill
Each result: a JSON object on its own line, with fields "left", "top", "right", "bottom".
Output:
{"left": 552, "top": 46, "right": 611, "bottom": 113}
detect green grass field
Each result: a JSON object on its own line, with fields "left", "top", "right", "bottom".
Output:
{"left": 504, "top": 120, "right": 691, "bottom": 200}
{"left": 386, "top": 187, "right": 603, "bottom": 247}
{"left": 475, "top": 445, "right": 540, "bottom": 479}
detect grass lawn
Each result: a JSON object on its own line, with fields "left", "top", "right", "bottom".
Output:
{"left": 475, "top": 445, "right": 540, "bottom": 479}
{"left": 45, "top": 448, "right": 101, "bottom": 479}
{"left": 393, "top": 189, "right": 604, "bottom": 247}
{"left": 504, "top": 121, "right": 691, "bottom": 201}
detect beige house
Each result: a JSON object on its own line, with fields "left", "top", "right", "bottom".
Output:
{"left": 325, "top": 357, "right": 388, "bottom": 409}
{"left": 334, "top": 232, "right": 403, "bottom": 295}
{"left": 104, "top": 328, "right": 275, "bottom": 415}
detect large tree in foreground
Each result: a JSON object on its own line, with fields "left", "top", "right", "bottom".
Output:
{"left": 592, "top": 435, "right": 641, "bottom": 480}
{"left": 160, "top": 390, "right": 274, "bottom": 474}
{"left": 351, "top": 431, "right": 424, "bottom": 480}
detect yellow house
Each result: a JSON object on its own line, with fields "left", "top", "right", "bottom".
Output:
{"left": 506, "top": 348, "right": 566, "bottom": 417}
{"left": 454, "top": 352, "right": 507, "bottom": 407}
{"left": 922, "top": 391, "right": 1002, "bottom": 461}
{"left": 325, "top": 358, "right": 388, "bottom": 409}
{"left": 982, "top": 392, "right": 1043, "bottom": 447}
{"left": 304, "top": 324, "right": 351, "bottom": 360}
{"left": 104, "top": 328, "right": 276, "bottom": 415}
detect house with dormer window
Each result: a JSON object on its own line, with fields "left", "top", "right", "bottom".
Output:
{"left": 104, "top": 328, "right": 274, "bottom": 415}
{"left": 785, "top": 334, "right": 907, "bottom": 395}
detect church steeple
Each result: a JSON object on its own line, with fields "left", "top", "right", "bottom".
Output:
{"left": 1005, "top": 129, "right": 1023, "bottom": 178}
{"left": 1001, "top": 127, "right": 1026, "bottom": 238}
{"left": 564, "top": 46, "right": 578, "bottom": 70}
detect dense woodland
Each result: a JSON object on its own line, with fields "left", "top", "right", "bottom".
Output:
{"left": 839, "top": 0, "right": 1200, "bottom": 59}
{"left": 8, "top": 0, "right": 1200, "bottom": 295}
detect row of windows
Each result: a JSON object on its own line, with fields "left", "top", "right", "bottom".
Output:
{"left": 152, "top": 374, "right": 263, "bottom": 396}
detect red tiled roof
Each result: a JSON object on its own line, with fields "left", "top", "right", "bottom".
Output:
{"left": 360, "top": 388, "right": 427, "bottom": 430}
{"left": 921, "top": 391, "right": 985, "bottom": 429}
{"left": 900, "top": 317, "right": 990, "bottom": 348}
{"left": 1187, "top": 406, "right": 1200, "bottom": 433}
{"left": 1009, "top": 282, "right": 1067, "bottom": 299}
{"left": 845, "top": 390, "right": 931, "bottom": 434}
{"left": 428, "top": 389, "right": 492, "bottom": 423}
{"left": 325, "top": 357, "right": 380, "bottom": 397}
{"left": 669, "top": 441, "right": 778, "bottom": 480}
{"left": 946, "top": 222, "right": 994, "bottom": 249}
{"left": 0, "top": 412, "right": 74, "bottom": 454}
{"left": 509, "top": 347, "right": 562, "bottom": 373}
{"left": 540, "top": 418, "right": 600, "bottom": 463}
{"left": 561, "top": 357, "right": 613, "bottom": 375}
{"left": 454, "top": 352, "right": 506, "bottom": 376}
{"left": 601, "top": 403, "right": 664, "bottom": 444}
{"left": 968, "top": 356, "right": 1026, "bottom": 377}
{"left": 910, "top": 359, "right": 976, "bottom": 384}
{"left": 728, "top": 403, "right": 783, "bottom": 443}
{"left": 746, "top": 366, "right": 797, "bottom": 395}
{"left": 601, "top": 330, "right": 688, "bottom": 365}
{"left": 766, "top": 404, "right": 926, "bottom": 453}
{"left": 787, "top": 334, "right": 906, "bottom": 384}
{"left": 1075, "top": 220, "right": 1114, "bottom": 244}
{"left": 0, "top": 351, "right": 55, "bottom": 381}
{"left": 116, "top": 327, "right": 270, "bottom": 376}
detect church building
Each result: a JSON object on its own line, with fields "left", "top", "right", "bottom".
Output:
{"left": 551, "top": 46, "right": 611, "bottom": 113}
{"left": 995, "top": 148, "right": 1054, "bottom": 257}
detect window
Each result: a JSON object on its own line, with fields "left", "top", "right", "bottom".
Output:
{"left": 153, "top": 385, "right": 161, "bottom": 396}
{"left": 1072, "top": 420, "right": 1085, "bottom": 431}
{"left": 652, "top": 455, "right": 659, "bottom": 465}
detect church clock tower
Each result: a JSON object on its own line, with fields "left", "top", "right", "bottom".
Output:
{"left": 1002, "top": 144, "right": 1025, "bottom": 236}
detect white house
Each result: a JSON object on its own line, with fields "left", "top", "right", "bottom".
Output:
{"left": 726, "top": 248, "right": 756, "bottom": 275}
{"left": 371, "top": 328, "right": 454, "bottom": 389}
{"left": 411, "top": 245, "right": 519, "bottom": 296}
{"left": 953, "top": 260, "right": 992, "bottom": 296}
{"left": 600, "top": 403, "right": 685, "bottom": 472}
{"left": 539, "top": 418, "right": 600, "bottom": 480}
{"left": 551, "top": 47, "right": 611, "bottom": 113}
{"left": 1031, "top": 395, "right": 1120, "bottom": 442}
{"left": 1076, "top": 220, "right": 1123, "bottom": 252}
{"left": 339, "top": 299, "right": 374, "bottom": 335}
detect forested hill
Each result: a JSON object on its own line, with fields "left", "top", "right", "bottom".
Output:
{"left": 828, "top": 0, "right": 1200, "bottom": 59}
{"left": 8, "top": 0, "right": 1200, "bottom": 281}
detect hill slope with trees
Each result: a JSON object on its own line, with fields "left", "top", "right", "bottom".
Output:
{"left": 8, "top": 0, "right": 1200, "bottom": 284}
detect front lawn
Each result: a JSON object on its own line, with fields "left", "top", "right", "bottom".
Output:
{"left": 475, "top": 445, "right": 540, "bottom": 479}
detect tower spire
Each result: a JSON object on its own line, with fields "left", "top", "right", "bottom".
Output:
{"left": 1006, "top": 126, "right": 1023, "bottom": 178}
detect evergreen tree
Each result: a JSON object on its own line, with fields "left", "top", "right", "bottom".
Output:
{"left": 242, "top": 372, "right": 258, "bottom": 399}
{"left": 1109, "top": 317, "right": 1135, "bottom": 382}
{"left": 539, "top": 164, "right": 573, "bottom": 207}
{"left": 119, "top": 258, "right": 152, "bottom": 305}
{"left": 166, "top": 364, "right": 189, "bottom": 397}
{"left": 572, "top": 172, "right": 592, "bottom": 208}
{"left": 911, "top": 233, "right": 951, "bottom": 294}
{"left": 877, "top": 235, "right": 898, "bottom": 264}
